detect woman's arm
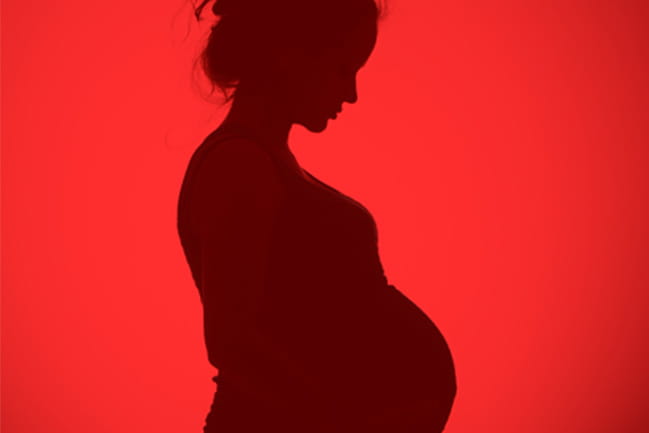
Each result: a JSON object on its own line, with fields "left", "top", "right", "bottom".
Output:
{"left": 189, "top": 137, "right": 333, "bottom": 413}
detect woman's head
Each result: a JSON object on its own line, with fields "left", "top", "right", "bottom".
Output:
{"left": 191, "top": 0, "right": 386, "bottom": 132}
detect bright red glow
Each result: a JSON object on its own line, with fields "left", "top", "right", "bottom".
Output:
{"left": 3, "top": 1, "right": 648, "bottom": 432}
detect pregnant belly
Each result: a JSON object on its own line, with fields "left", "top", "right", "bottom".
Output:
{"left": 232, "top": 282, "right": 457, "bottom": 430}
{"left": 316, "top": 284, "right": 457, "bottom": 419}
{"left": 256, "top": 281, "right": 456, "bottom": 417}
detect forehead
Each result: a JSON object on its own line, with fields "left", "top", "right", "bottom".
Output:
{"left": 327, "top": 17, "right": 377, "bottom": 69}
{"left": 349, "top": 19, "right": 377, "bottom": 68}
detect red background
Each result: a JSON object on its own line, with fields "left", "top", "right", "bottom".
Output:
{"left": 3, "top": 1, "right": 648, "bottom": 432}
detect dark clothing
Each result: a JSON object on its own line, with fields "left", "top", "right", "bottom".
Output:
{"left": 177, "top": 125, "right": 456, "bottom": 432}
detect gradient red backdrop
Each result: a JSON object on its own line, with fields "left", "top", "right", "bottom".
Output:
{"left": 3, "top": 1, "right": 648, "bottom": 432}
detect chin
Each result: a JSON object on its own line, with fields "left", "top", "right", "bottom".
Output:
{"left": 298, "top": 117, "right": 330, "bottom": 133}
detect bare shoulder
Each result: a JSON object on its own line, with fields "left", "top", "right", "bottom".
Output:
{"left": 194, "top": 136, "right": 282, "bottom": 187}
{"left": 199, "top": 136, "right": 275, "bottom": 173}
{"left": 189, "top": 136, "right": 286, "bottom": 220}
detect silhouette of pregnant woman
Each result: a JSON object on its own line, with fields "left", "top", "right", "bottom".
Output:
{"left": 177, "top": 0, "right": 456, "bottom": 431}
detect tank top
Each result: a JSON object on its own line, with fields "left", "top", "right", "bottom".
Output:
{"left": 176, "top": 124, "right": 456, "bottom": 431}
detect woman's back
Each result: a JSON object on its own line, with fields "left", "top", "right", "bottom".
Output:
{"left": 177, "top": 126, "right": 456, "bottom": 432}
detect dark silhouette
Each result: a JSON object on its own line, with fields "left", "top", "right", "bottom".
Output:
{"left": 177, "top": 0, "right": 456, "bottom": 431}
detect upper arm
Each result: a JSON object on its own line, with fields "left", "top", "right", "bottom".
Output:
{"left": 187, "top": 138, "right": 285, "bottom": 328}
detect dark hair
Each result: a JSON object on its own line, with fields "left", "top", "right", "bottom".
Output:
{"left": 190, "top": 0, "right": 388, "bottom": 103}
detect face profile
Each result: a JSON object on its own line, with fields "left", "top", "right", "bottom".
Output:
{"left": 191, "top": 0, "right": 382, "bottom": 142}
{"left": 286, "top": 16, "right": 378, "bottom": 133}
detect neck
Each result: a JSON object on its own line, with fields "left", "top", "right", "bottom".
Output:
{"left": 218, "top": 80, "right": 294, "bottom": 154}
